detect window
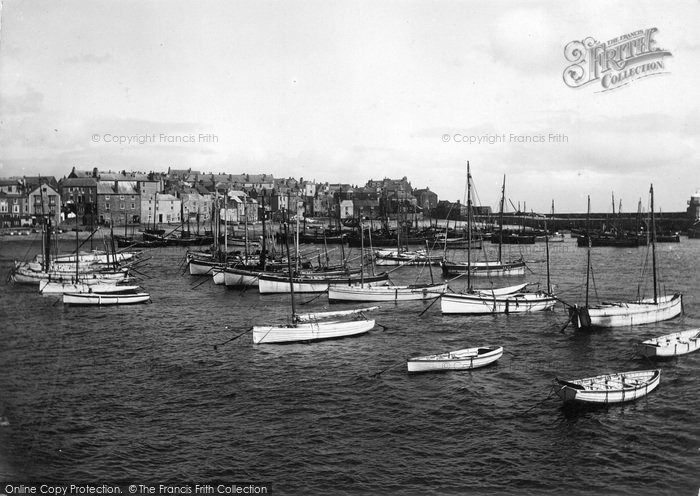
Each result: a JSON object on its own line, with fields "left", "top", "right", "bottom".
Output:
{"left": 0, "top": 203, "right": 7, "bottom": 213}
{"left": 105, "top": 196, "right": 110, "bottom": 201}
{"left": 120, "top": 203, "right": 125, "bottom": 210}
{"left": 130, "top": 203, "right": 135, "bottom": 210}
{"left": 12, "top": 205, "right": 19, "bottom": 213}
{"left": 105, "top": 203, "right": 110, "bottom": 211}
{"left": 120, "top": 195, "right": 124, "bottom": 201}
{"left": 131, "top": 195, "right": 135, "bottom": 200}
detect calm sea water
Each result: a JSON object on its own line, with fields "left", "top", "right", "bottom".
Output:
{"left": 0, "top": 234, "right": 698, "bottom": 495}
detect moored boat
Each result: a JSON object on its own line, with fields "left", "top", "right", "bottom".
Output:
{"left": 258, "top": 271, "right": 389, "bottom": 294}
{"left": 407, "top": 346, "right": 503, "bottom": 373}
{"left": 40, "top": 280, "right": 139, "bottom": 294}
{"left": 636, "top": 328, "right": 700, "bottom": 358}
{"left": 328, "top": 281, "right": 447, "bottom": 302}
{"left": 441, "top": 290, "right": 557, "bottom": 314}
{"left": 62, "top": 292, "right": 151, "bottom": 305}
{"left": 554, "top": 369, "right": 661, "bottom": 404}
{"left": 252, "top": 318, "right": 375, "bottom": 344}
{"left": 568, "top": 185, "right": 683, "bottom": 330}
{"left": 569, "top": 293, "right": 683, "bottom": 328}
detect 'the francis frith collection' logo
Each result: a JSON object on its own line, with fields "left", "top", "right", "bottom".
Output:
{"left": 563, "top": 28, "right": 672, "bottom": 91}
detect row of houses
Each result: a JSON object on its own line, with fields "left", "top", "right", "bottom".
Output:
{"left": 0, "top": 167, "right": 447, "bottom": 229}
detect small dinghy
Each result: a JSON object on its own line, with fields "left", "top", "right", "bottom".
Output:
{"left": 554, "top": 369, "right": 660, "bottom": 404}
{"left": 406, "top": 346, "right": 503, "bottom": 373}
{"left": 637, "top": 329, "right": 700, "bottom": 358}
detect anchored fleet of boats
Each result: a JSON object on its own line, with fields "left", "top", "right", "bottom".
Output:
{"left": 8, "top": 166, "right": 698, "bottom": 409}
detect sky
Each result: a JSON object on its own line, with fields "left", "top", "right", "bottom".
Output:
{"left": 1, "top": 0, "right": 699, "bottom": 213}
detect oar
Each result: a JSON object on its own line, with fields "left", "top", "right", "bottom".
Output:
{"left": 128, "top": 266, "right": 152, "bottom": 279}
{"left": 559, "top": 319, "right": 571, "bottom": 333}
{"left": 300, "top": 292, "right": 324, "bottom": 305}
{"left": 191, "top": 273, "right": 215, "bottom": 290}
{"left": 371, "top": 360, "right": 404, "bottom": 378}
{"left": 418, "top": 295, "right": 441, "bottom": 317}
{"left": 213, "top": 326, "right": 254, "bottom": 350}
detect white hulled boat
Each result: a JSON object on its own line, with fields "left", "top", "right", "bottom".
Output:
{"left": 554, "top": 370, "right": 661, "bottom": 404}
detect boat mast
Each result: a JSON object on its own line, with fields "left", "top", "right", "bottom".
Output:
{"left": 585, "top": 195, "right": 591, "bottom": 307}
{"left": 244, "top": 196, "right": 249, "bottom": 263}
{"left": 75, "top": 222, "right": 80, "bottom": 281}
{"left": 650, "top": 184, "right": 657, "bottom": 304}
{"left": 466, "top": 161, "right": 472, "bottom": 291}
{"left": 360, "top": 221, "right": 365, "bottom": 287}
{"left": 498, "top": 175, "right": 505, "bottom": 263}
{"left": 259, "top": 191, "right": 267, "bottom": 270}
{"left": 283, "top": 219, "right": 297, "bottom": 320}
{"left": 544, "top": 217, "right": 551, "bottom": 294}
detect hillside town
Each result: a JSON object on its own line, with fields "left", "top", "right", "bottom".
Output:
{"left": 2, "top": 168, "right": 700, "bottom": 236}
{"left": 0, "top": 167, "right": 455, "bottom": 230}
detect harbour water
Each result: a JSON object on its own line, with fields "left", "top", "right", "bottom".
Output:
{"left": 0, "top": 234, "right": 698, "bottom": 495}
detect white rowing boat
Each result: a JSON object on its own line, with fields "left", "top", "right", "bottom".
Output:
{"left": 636, "top": 328, "right": 700, "bottom": 358}
{"left": 554, "top": 369, "right": 661, "bottom": 404}
{"left": 407, "top": 346, "right": 503, "bottom": 373}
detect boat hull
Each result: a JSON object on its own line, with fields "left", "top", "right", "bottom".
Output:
{"left": 258, "top": 273, "right": 389, "bottom": 294}
{"left": 252, "top": 319, "right": 375, "bottom": 344}
{"left": 441, "top": 292, "right": 556, "bottom": 314}
{"left": 328, "top": 283, "right": 447, "bottom": 302}
{"left": 40, "top": 281, "right": 139, "bottom": 294}
{"left": 223, "top": 267, "right": 260, "bottom": 287}
{"left": 637, "top": 328, "right": 700, "bottom": 357}
{"left": 407, "top": 346, "right": 503, "bottom": 373}
{"left": 555, "top": 370, "right": 660, "bottom": 404}
{"left": 62, "top": 292, "right": 151, "bottom": 305}
{"left": 570, "top": 293, "right": 682, "bottom": 328}
{"left": 440, "top": 260, "right": 526, "bottom": 277}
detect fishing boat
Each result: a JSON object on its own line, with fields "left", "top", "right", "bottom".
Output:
{"left": 441, "top": 171, "right": 527, "bottom": 277}
{"left": 440, "top": 162, "right": 556, "bottom": 315}
{"left": 407, "top": 346, "right": 503, "bottom": 373}
{"left": 62, "top": 291, "right": 151, "bottom": 305}
{"left": 295, "top": 306, "right": 380, "bottom": 323}
{"left": 40, "top": 280, "right": 139, "bottom": 294}
{"left": 636, "top": 329, "right": 700, "bottom": 358}
{"left": 568, "top": 186, "right": 683, "bottom": 329}
{"left": 253, "top": 317, "right": 375, "bottom": 344}
{"left": 252, "top": 221, "right": 377, "bottom": 344}
{"left": 258, "top": 271, "right": 388, "bottom": 294}
{"left": 554, "top": 369, "right": 661, "bottom": 404}
{"left": 328, "top": 281, "right": 447, "bottom": 302}
{"left": 441, "top": 290, "right": 557, "bottom": 314}
{"left": 374, "top": 248, "right": 442, "bottom": 266}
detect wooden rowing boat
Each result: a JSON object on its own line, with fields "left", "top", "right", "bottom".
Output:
{"left": 407, "top": 346, "right": 503, "bottom": 373}
{"left": 636, "top": 329, "right": 700, "bottom": 358}
{"left": 554, "top": 369, "right": 661, "bottom": 404}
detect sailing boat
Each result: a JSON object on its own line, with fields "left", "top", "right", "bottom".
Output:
{"left": 441, "top": 162, "right": 556, "bottom": 314}
{"left": 327, "top": 225, "right": 447, "bottom": 302}
{"left": 440, "top": 172, "right": 526, "bottom": 277}
{"left": 568, "top": 184, "right": 682, "bottom": 329}
{"left": 252, "top": 220, "right": 377, "bottom": 344}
